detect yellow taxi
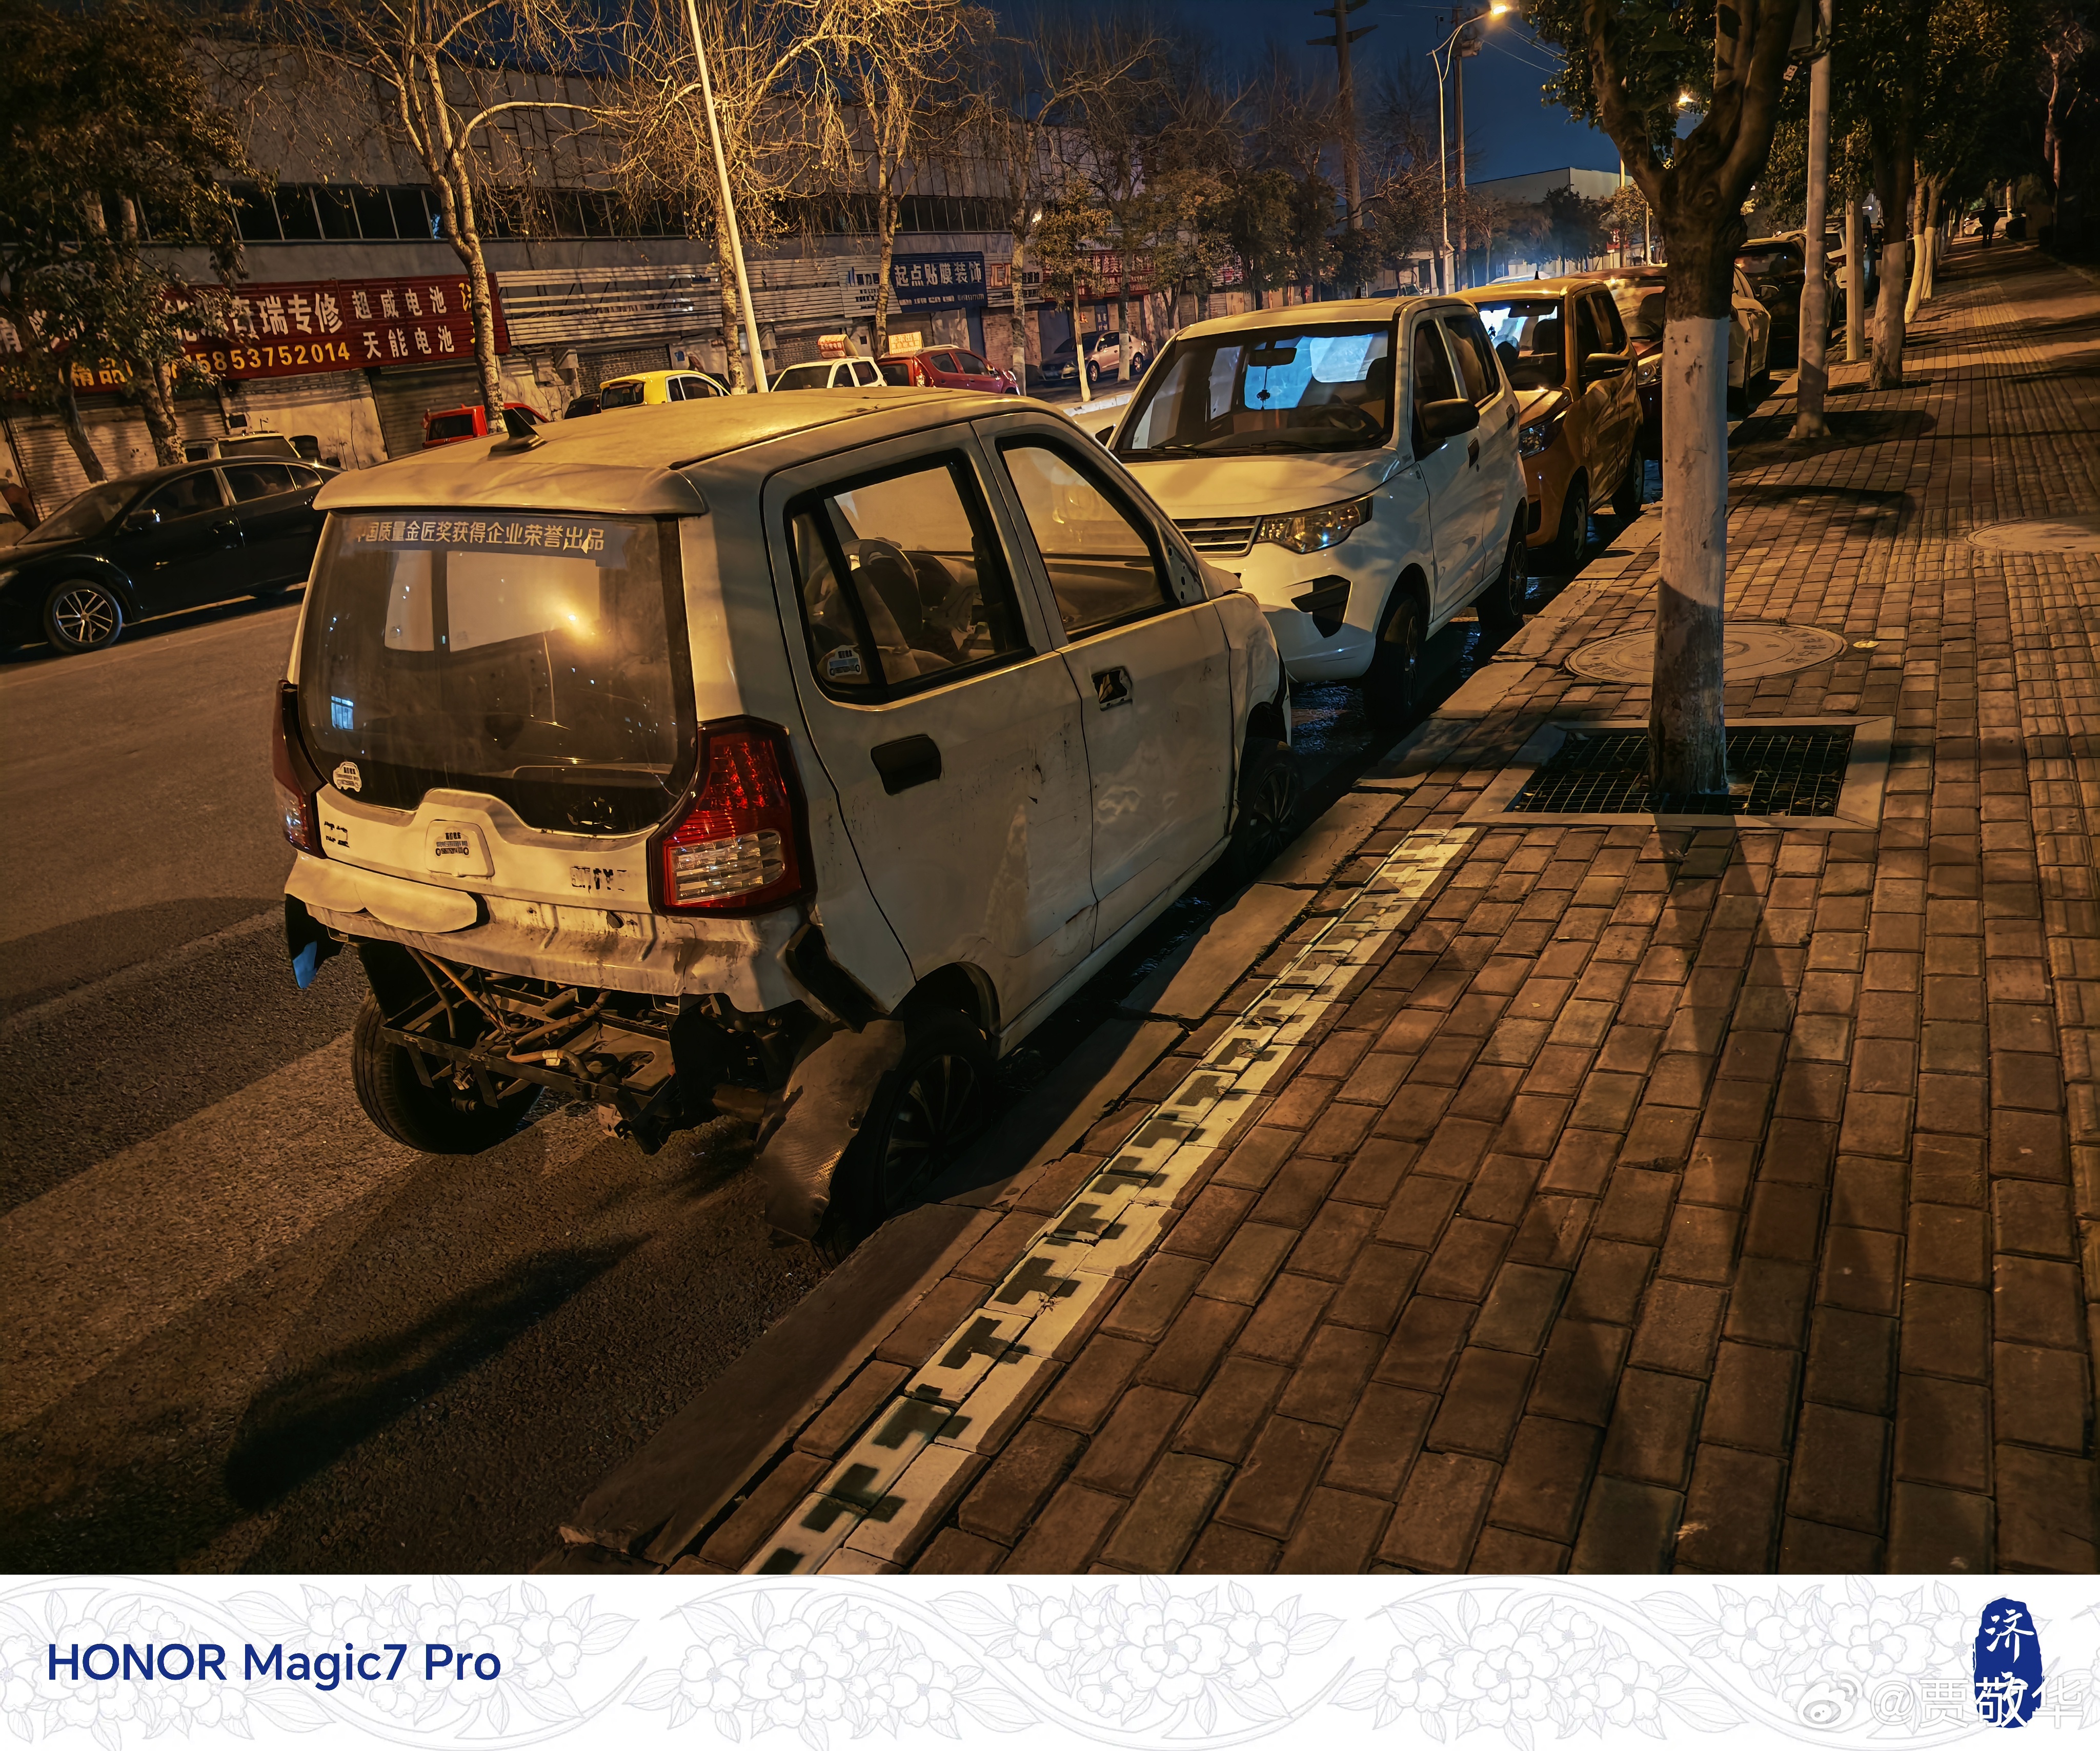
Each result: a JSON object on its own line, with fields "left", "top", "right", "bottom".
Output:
{"left": 597, "top": 368, "right": 730, "bottom": 409}
{"left": 1456, "top": 276, "right": 1645, "bottom": 573}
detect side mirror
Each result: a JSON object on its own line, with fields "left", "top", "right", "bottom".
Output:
{"left": 1582, "top": 352, "right": 1630, "bottom": 383}
{"left": 1416, "top": 398, "right": 1480, "bottom": 447}
{"left": 121, "top": 508, "right": 159, "bottom": 533}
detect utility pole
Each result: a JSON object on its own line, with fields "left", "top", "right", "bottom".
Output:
{"left": 683, "top": 0, "right": 767, "bottom": 391}
{"left": 1793, "top": 0, "right": 1832, "bottom": 439}
{"left": 1845, "top": 198, "right": 1864, "bottom": 361}
{"left": 1454, "top": 25, "right": 1471, "bottom": 285}
{"left": 1310, "top": 2, "right": 1375, "bottom": 232}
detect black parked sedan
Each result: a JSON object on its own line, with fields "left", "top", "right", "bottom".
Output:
{"left": 0, "top": 457, "right": 334, "bottom": 655}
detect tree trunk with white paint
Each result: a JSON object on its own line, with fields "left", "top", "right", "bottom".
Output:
{"left": 1793, "top": 40, "right": 1833, "bottom": 441}
{"left": 1845, "top": 199, "right": 1865, "bottom": 363}
{"left": 1653, "top": 313, "right": 1732, "bottom": 801}
{"left": 1873, "top": 236, "right": 1909, "bottom": 385}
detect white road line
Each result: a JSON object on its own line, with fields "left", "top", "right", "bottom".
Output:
{"left": 0, "top": 1032, "right": 603, "bottom": 1435}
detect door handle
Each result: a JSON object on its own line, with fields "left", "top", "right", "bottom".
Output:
{"left": 871, "top": 734, "right": 942, "bottom": 795}
{"left": 1093, "top": 666, "right": 1132, "bottom": 709}
{"left": 1467, "top": 438, "right": 1481, "bottom": 467}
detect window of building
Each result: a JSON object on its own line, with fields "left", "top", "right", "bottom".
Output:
{"left": 314, "top": 186, "right": 360, "bottom": 240}
{"left": 353, "top": 187, "right": 396, "bottom": 240}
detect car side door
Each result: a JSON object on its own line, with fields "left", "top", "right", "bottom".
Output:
{"left": 223, "top": 462, "right": 324, "bottom": 588}
{"left": 1444, "top": 308, "right": 1521, "bottom": 564}
{"left": 765, "top": 432, "right": 1098, "bottom": 1032}
{"left": 107, "top": 471, "right": 245, "bottom": 608}
{"left": 982, "top": 419, "right": 1233, "bottom": 948}
{"left": 1585, "top": 290, "right": 1642, "bottom": 488}
{"left": 1407, "top": 316, "right": 1481, "bottom": 621}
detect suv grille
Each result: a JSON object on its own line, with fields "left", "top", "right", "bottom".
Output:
{"left": 1175, "top": 515, "right": 1260, "bottom": 558}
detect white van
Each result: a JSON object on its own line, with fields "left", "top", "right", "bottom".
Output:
{"left": 1105, "top": 297, "right": 1531, "bottom": 728}
{"left": 277, "top": 389, "right": 1292, "bottom": 1243}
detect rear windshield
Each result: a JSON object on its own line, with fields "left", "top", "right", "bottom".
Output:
{"left": 1471, "top": 298, "right": 1566, "bottom": 389}
{"left": 299, "top": 511, "right": 693, "bottom": 834}
{"left": 599, "top": 380, "right": 648, "bottom": 409}
{"left": 774, "top": 365, "right": 830, "bottom": 392}
{"left": 1736, "top": 246, "right": 1801, "bottom": 278}
{"left": 425, "top": 413, "right": 477, "bottom": 442}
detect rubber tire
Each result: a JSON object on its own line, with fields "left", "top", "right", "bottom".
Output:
{"left": 829, "top": 1007, "right": 994, "bottom": 1241}
{"left": 1225, "top": 738, "right": 1302, "bottom": 884}
{"left": 1611, "top": 453, "right": 1644, "bottom": 521}
{"left": 43, "top": 579, "right": 125, "bottom": 654}
{"left": 1549, "top": 479, "right": 1591, "bottom": 575}
{"left": 350, "top": 993, "right": 536, "bottom": 1155}
{"left": 1475, "top": 520, "right": 1528, "bottom": 634}
{"left": 1362, "top": 589, "right": 1426, "bottom": 732}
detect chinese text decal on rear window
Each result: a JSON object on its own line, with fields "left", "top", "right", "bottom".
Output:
{"left": 352, "top": 517, "right": 609, "bottom": 554}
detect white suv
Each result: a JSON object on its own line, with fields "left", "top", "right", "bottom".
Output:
{"left": 276, "top": 388, "right": 1290, "bottom": 1244}
{"left": 1108, "top": 297, "right": 1530, "bottom": 728}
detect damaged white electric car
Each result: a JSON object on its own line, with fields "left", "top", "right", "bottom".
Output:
{"left": 277, "top": 389, "right": 1293, "bottom": 1245}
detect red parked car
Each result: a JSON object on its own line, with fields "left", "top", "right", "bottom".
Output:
{"left": 876, "top": 348, "right": 1018, "bottom": 394}
{"left": 422, "top": 402, "right": 543, "bottom": 447}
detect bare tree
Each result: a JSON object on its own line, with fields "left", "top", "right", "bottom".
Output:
{"left": 237, "top": 1, "right": 610, "bottom": 427}
{"left": 967, "top": 15, "right": 1148, "bottom": 390}
{"left": 813, "top": 0, "right": 981, "bottom": 360}
{"left": 610, "top": 0, "right": 835, "bottom": 390}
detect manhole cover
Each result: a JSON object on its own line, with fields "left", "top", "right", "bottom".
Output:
{"left": 1967, "top": 515, "right": 2100, "bottom": 555}
{"left": 1508, "top": 727, "right": 1855, "bottom": 817}
{"left": 1565, "top": 620, "right": 1849, "bottom": 683}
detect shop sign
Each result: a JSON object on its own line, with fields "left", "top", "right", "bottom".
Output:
{"left": 890, "top": 252, "right": 986, "bottom": 312}
{"left": 179, "top": 275, "right": 510, "bottom": 380}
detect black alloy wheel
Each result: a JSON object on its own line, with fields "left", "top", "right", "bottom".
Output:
{"left": 1549, "top": 480, "right": 1591, "bottom": 575}
{"left": 1225, "top": 738, "right": 1302, "bottom": 884}
{"left": 43, "top": 579, "right": 125, "bottom": 654}
{"left": 1612, "top": 452, "right": 1644, "bottom": 520}
{"left": 1363, "top": 589, "right": 1426, "bottom": 731}
{"left": 1476, "top": 520, "right": 1528, "bottom": 633}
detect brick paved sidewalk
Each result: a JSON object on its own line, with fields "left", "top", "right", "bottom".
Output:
{"left": 683, "top": 240, "right": 2100, "bottom": 1578}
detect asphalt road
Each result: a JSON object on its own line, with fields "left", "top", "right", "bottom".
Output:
{"left": 0, "top": 495, "right": 1630, "bottom": 1572}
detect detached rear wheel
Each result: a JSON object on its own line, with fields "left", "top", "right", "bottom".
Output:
{"left": 351, "top": 994, "right": 536, "bottom": 1154}
{"left": 1363, "top": 589, "right": 1426, "bottom": 731}
{"left": 44, "top": 580, "right": 124, "bottom": 654}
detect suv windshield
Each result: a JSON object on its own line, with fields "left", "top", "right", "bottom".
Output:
{"left": 1736, "top": 246, "right": 1801, "bottom": 278}
{"left": 1115, "top": 321, "right": 1395, "bottom": 457}
{"left": 299, "top": 511, "right": 693, "bottom": 833}
{"left": 599, "top": 380, "right": 648, "bottom": 409}
{"left": 1471, "top": 298, "right": 1567, "bottom": 389}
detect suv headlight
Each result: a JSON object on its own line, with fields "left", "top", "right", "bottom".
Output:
{"left": 1257, "top": 495, "right": 1373, "bottom": 554}
{"left": 1518, "top": 416, "right": 1563, "bottom": 457}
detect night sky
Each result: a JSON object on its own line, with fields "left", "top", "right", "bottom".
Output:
{"left": 997, "top": 1, "right": 1622, "bottom": 186}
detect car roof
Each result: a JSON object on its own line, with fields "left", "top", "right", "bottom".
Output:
{"left": 313, "top": 386, "right": 1017, "bottom": 517}
{"left": 1460, "top": 276, "right": 1601, "bottom": 299}
{"left": 1168, "top": 294, "right": 1454, "bottom": 343}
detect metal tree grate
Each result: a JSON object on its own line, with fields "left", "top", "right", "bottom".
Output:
{"left": 1508, "top": 727, "right": 1856, "bottom": 817}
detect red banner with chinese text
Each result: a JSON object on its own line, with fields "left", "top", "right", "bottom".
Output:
{"left": 177, "top": 275, "right": 510, "bottom": 380}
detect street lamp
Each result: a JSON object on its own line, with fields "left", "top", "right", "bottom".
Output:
{"left": 1428, "top": 4, "right": 1511, "bottom": 291}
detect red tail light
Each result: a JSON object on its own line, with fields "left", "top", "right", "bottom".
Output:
{"left": 272, "top": 680, "right": 325, "bottom": 855}
{"left": 652, "top": 719, "right": 810, "bottom": 915}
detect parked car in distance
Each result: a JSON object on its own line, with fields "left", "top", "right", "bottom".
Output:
{"left": 598, "top": 368, "right": 730, "bottom": 409}
{"left": 1580, "top": 263, "right": 1773, "bottom": 439}
{"left": 1734, "top": 234, "right": 1836, "bottom": 364}
{"left": 877, "top": 348, "right": 1017, "bottom": 394}
{"left": 1033, "top": 334, "right": 1149, "bottom": 390}
{"left": 1107, "top": 295, "right": 1531, "bottom": 729}
{"left": 277, "top": 385, "right": 1291, "bottom": 1249}
{"left": 1460, "top": 276, "right": 1645, "bottom": 573}
{"left": 423, "top": 402, "right": 543, "bottom": 447}
{"left": 772, "top": 357, "right": 889, "bottom": 391}
{"left": 564, "top": 392, "right": 602, "bottom": 418}
{"left": 0, "top": 457, "right": 335, "bottom": 653}
{"left": 183, "top": 433, "right": 310, "bottom": 463}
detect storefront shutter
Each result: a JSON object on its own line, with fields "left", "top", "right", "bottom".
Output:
{"left": 367, "top": 363, "right": 485, "bottom": 461}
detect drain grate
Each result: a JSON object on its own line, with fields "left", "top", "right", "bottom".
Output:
{"left": 1508, "top": 727, "right": 1856, "bottom": 817}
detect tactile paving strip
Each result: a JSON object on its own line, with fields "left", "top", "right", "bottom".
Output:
{"left": 742, "top": 824, "right": 1477, "bottom": 1575}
